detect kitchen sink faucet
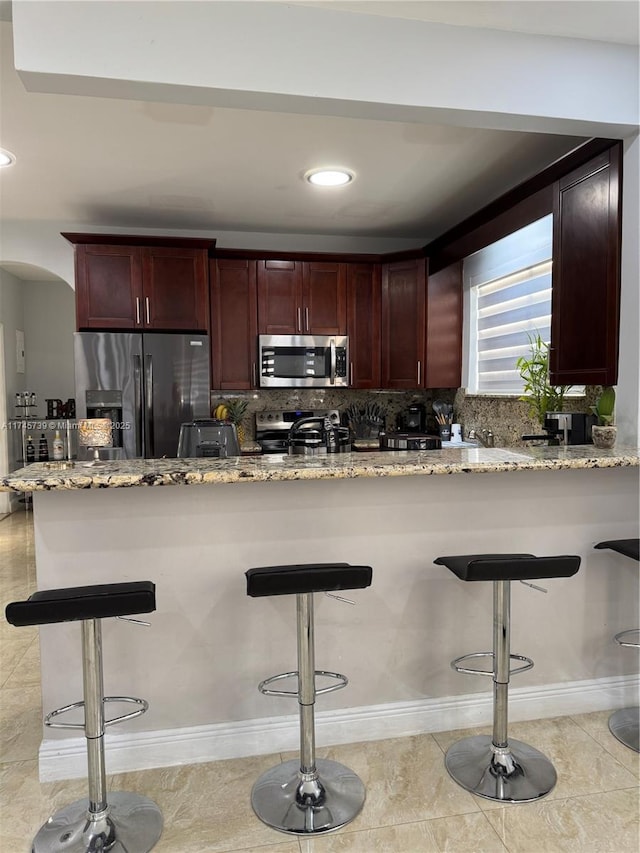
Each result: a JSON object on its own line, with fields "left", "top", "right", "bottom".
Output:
{"left": 468, "top": 428, "right": 495, "bottom": 448}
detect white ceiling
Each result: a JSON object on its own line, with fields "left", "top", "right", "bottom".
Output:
{"left": 0, "top": 2, "right": 637, "bottom": 281}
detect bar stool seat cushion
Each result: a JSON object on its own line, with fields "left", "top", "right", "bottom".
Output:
{"left": 5, "top": 581, "right": 156, "bottom": 627}
{"left": 246, "top": 563, "right": 372, "bottom": 597}
{"left": 595, "top": 539, "right": 639, "bottom": 561}
{"left": 434, "top": 553, "right": 580, "bottom": 582}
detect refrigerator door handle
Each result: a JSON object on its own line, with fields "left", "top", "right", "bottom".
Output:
{"left": 145, "top": 354, "right": 155, "bottom": 457}
{"left": 133, "top": 354, "right": 143, "bottom": 457}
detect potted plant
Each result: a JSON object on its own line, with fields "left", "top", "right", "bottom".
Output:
{"left": 516, "top": 333, "right": 572, "bottom": 426}
{"left": 590, "top": 386, "right": 617, "bottom": 448}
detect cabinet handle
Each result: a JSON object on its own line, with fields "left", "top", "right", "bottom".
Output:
{"left": 252, "top": 362, "right": 257, "bottom": 387}
{"left": 417, "top": 361, "right": 422, "bottom": 385}
{"left": 305, "top": 307, "right": 310, "bottom": 332}
{"left": 350, "top": 362, "right": 353, "bottom": 386}
{"left": 135, "top": 297, "right": 141, "bottom": 325}
{"left": 145, "top": 296, "right": 150, "bottom": 325}
{"left": 297, "top": 307, "right": 302, "bottom": 333}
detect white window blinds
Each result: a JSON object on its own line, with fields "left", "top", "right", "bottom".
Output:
{"left": 465, "top": 215, "right": 553, "bottom": 395}
{"left": 474, "top": 261, "right": 552, "bottom": 393}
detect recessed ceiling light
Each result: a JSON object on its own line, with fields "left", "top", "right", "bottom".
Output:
{"left": 305, "top": 168, "right": 354, "bottom": 187}
{"left": 0, "top": 149, "right": 16, "bottom": 167}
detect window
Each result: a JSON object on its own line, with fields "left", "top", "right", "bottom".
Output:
{"left": 463, "top": 215, "right": 555, "bottom": 395}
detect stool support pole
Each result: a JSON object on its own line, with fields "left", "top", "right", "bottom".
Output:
{"left": 249, "top": 579, "right": 366, "bottom": 834}
{"left": 492, "top": 580, "right": 510, "bottom": 750}
{"left": 81, "top": 618, "right": 108, "bottom": 815}
{"left": 296, "top": 592, "right": 316, "bottom": 776}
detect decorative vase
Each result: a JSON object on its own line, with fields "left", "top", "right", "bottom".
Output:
{"left": 592, "top": 424, "right": 617, "bottom": 449}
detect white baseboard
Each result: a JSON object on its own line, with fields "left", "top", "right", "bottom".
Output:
{"left": 39, "top": 673, "right": 639, "bottom": 782}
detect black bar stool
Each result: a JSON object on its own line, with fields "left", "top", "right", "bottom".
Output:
{"left": 595, "top": 538, "right": 640, "bottom": 752}
{"left": 5, "top": 581, "right": 163, "bottom": 853}
{"left": 434, "top": 553, "right": 580, "bottom": 803}
{"left": 245, "top": 562, "right": 372, "bottom": 835}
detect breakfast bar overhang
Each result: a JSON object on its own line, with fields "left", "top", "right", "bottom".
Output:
{"left": 2, "top": 446, "right": 639, "bottom": 781}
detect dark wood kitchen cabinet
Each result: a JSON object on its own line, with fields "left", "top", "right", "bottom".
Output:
{"left": 347, "top": 263, "right": 381, "bottom": 388}
{"left": 73, "top": 243, "right": 142, "bottom": 329}
{"left": 64, "top": 234, "right": 213, "bottom": 332}
{"left": 381, "top": 258, "right": 426, "bottom": 388}
{"left": 141, "top": 246, "right": 208, "bottom": 331}
{"left": 257, "top": 260, "right": 347, "bottom": 335}
{"left": 256, "top": 260, "right": 301, "bottom": 335}
{"left": 302, "top": 261, "right": 347, "bottom": 335}
{"left": 210, "top": 258, "right": 258, "bottom": 389}
{"left": 550, "top": 144, "right": 622, "bottom": 386}
{"left": 425, "top": 260, "right": 462, "bottom": 388}
{"left": 380, "top": 256, "right": 462, "bottom": 389}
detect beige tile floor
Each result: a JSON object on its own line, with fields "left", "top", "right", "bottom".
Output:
{"left": 1, "top": 510, "right": 638, "bottom": 852}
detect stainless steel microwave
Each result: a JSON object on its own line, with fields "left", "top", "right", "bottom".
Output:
{"left": 258, "top": 334, "right": 349, "bottom": 387}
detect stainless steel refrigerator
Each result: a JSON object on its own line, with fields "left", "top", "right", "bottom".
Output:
{"left": 74, "top": 332, "right": 210, "bottom": 459}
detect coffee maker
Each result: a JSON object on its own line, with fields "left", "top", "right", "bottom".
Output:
{"left": 397, "top": 403, "right": 426, "bottom": 433}
{"left": 543, "top": 412, "right": 597, "bottom": 445}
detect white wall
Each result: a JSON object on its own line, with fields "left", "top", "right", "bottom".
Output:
{"left": 23, "top": 279, "right": 77, "bottom": 408}
{"left": 0, "top": 268, "right": 25, "bottom": 479}
{"left": 0, "top": 271, "right": 76, "bottom": 502}
{"left": 618, "top": 135, "right": 640, "bottom": 446}
{"left": 0, "top": 325, "right": 8, "bottom": 515}
{"left": 0, "top": 220, "right": 418, "bottom": 286}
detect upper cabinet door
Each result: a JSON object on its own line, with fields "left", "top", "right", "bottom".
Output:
{"left": 550, "top": 144, "right": 622, "bottom": 386}
{"left": 210, "top": 259, "right": 258, "bottom": 390}
{"left": 142, "top": 247, "right": 208, "bottom": 331}
{"left": 347, "top": 263, "right": 381, "bottom": 388}
{"left": 257, "top": 260, "right": 302, "bottom": 335}
{"left": 425, "top": 261, "right": 462, "bottom": 389}
{"left": 70, "top": 236, "right": 213, "bottom": 332}
{"left": 302, "top": 262, "right": 347, "bottom": 335}
{"left": 75, "top": 245, "right": 143, "bottom": 329}
{"left": 381, "top": 259, "right": 426, "bottom": 389}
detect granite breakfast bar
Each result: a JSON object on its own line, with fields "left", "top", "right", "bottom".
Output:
{"left": 2, "top": 445, "right": 639, "bottom": 781}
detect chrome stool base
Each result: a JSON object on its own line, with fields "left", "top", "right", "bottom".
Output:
{"left": 32, "top": 791, "right": 163, "bottom": 853}
{"left": 445, "top": 735, "right": 557, "bottom": 803}
{"left": 608, "top": 706, "right": 640, "bottom": 753}
{"left": 251, "top": 758, "right": 366, "bottom": 835}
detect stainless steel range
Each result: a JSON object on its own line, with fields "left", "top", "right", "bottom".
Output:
{"left": 255, "top": 409, "right": 341, "bottom": 454}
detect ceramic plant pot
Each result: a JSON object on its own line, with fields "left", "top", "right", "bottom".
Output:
{"left": 592, "top": 424, "right": 617, "bottom": 449}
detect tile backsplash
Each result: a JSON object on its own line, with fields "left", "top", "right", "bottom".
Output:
{"left": 211, "top": 387, "right": 597, "bottom": 447}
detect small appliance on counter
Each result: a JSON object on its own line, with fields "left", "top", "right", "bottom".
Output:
{"left": 255, "top": 409, "right": 341, "bottom": 454}
{"left": 177, "top": 419, "right": 240, "bottom": 458}
{"left": 543, "top": 412, "right": 597, "bottom": 445}
{"left": 397, "top": 403, "right": 426, "bottom": 433}
{"left": 379, "top": 432, "right": 442, "bottom": 451}
{"left": 287, "top": 415, "right": 351, "bottom": 456}
{"left": 522, "top": 413, "right": 597, "bottom": 446}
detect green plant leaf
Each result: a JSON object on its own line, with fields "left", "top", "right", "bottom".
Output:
{"left": 515, "top": 332, "right": 573, "bottom": 425}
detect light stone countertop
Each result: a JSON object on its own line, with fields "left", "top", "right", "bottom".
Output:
{"left": 1, "top": 444, "right": 638, "bottom": 491}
